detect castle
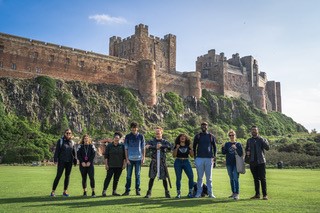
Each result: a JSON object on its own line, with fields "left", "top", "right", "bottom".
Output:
{"left": 0, "top": 24, "right": 281, "bottom": 113}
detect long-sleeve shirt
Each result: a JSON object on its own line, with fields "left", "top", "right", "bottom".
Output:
{"left": 193, "top": 132, "right": 217, "bottom": 158}
{"left": 245, "top": 136, "right": 270, "bottom": 164}
{"left": 105, "top": 143, "right": 125, "bottom": 168}
{"left": 76, "top": 144, "right": 96, "bottom": 165}
{"left": 221, "top": 142, "right": 243, "bottom": 166}
{"left": 53, "top": 137, "right": 75, "bottom": 163}
{"left": 124, "top": 132, "right": 145, "bottom": 161}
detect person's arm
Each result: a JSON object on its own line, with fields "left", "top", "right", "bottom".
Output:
{"left": 212, "top": 135, "right": 217, "bottom": 159}
{"left": 89, "top": 144, "right": 96, "bottom": 163}
{"left": 77, "top": 145, "right": 82, "bottom": 163}
{"left": 221, "top": 143, "right": 227, "bottom": 155}
{"left": 193, "top": 135, "right": 198, "bottom": 159}
{"left": 236, "top": 143, "right": 244, "bottom": 157}
{"left": 262, "top": 138, "right": 270, "bottom": 151}
{"left": 53, "top": 139, "right": 60, "bottom": 163}
{"left": 124, "top": 136, "right": 130, "bottom": 165}
{"left": 189, "top": 144, "right": 194, "bottom": 158}
{"left": 122, "top": 145, "right": 126, "bottom": 169}
{"left": 172, "top": 144, "right": 179, "bottom": 157}
{"left": 141, "top": 135, "right": 146, "bottom": 164}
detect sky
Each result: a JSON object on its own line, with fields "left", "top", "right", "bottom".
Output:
{"left": 0, "top": 0, "right": 319, "bottom": 132}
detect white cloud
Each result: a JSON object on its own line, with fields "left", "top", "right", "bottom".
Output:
{"left": 88, "top": 14, "right": 127, "bottom": 25}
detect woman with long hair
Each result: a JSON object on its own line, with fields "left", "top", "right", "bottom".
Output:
{"left": 77, "top": 134, "right": 96, "bottom": 197}
{"left": 173, "top": 133, "right": 194, "bottom": 198}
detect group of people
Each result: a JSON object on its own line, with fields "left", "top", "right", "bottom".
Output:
{"left": 50, "top": 122, "right": 270, "bottom": 201}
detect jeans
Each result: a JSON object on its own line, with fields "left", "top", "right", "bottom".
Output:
{"left": 174, "top": 159, "right": 194, "bottom": 191}
{"left": 125, "top": 160, "right": 141, "bottom": 191}
{"left": 250, "top": 163, "right": 267, "bottom": 196}
{"left": 226, "top": 164, "right": 239, "bottom": 194}
{"left": 194, "top": 157, "right": 213, "bottom": 196}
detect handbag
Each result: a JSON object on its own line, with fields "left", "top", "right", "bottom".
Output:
{"left": 235, "top": 150, "right": 246, "bottom": 174}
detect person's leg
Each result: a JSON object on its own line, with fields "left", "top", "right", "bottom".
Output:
{"left": 204, "top": 158, "right": 214, "bottom": 197}
{"left": 52, "top": 162, "right": 65, "bottom": 194}
{"left": 194, "top": 158, "right": 205, "bottom": 197}
{"left": 258, "top": 163, "right": 267, "bottom": 198}
{"left": 226, "top": 165, "right": 235, "bottom": 195}
{"left": 134, "top": 160, "right": 142, "bottom": 194}
{"left": 144, "top": 178, "right": 155, "bottom": 198}
{"left": 80, "top": 166, "right": 88, "bottom": 192}
{"left": 232, "top": 165, "right": 240, "bottom": 195}
{"left": 163, "top": 179, "right": 170, "bottom": 198}
{"left": 112, "top": 168, "right": 123, "bottom": 195}
{"left": 250, "top": 164, "right": 260, "bottom": 198}
{"left": 103, "top": 168, "right": 114, "bottom": 196}
{"left": 184, "top": 160, "right": 194, "bottom": 196}
{"left": 63, "top": 162, "right": 73, "bottom": 193}
{"left": 124, "top": 161, "right": 134, "bottom": 194}
{"left": 174, "top": 159, "right": 183, "bottom": 194}
{"left": 88, "top": 165, "right": 95, "bottom": 196}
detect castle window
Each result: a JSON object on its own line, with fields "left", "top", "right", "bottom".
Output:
{"left": 0, "top": 61, "right": 3, "bottom": 68}
{"left": 0, "top": 45, "right": 4, "bottom": 54}
{"left": 80, "top": 60, "right": 84, "bottom": 70}
{"left": 202, "top": 69, "right": 209, "bottom": 79}
{"left": 107, "top": 66, "right": 112, "bottom": 71}
{"left": 11, "top": 63, "right": 17, "bottom": 70}
{"left": 49, "top": 55, "right": 54, "bottom": 62}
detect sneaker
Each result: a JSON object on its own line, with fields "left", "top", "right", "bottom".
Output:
{"left": 63, "top": 192, "right": 69, "bottom": 197}
{"left": 165, "top": 190, "right": 171, "bottom": 198}
{"left": 50, "top": 192, "right": 55, "bottom": 197}
{"left": 228, "top": 193, "right": 234, "bottom": 198}
{"left": 208, "top": 194, "right": 216, "bottom": 198}
{"left": 92, "top": 191, "right": 96, "bottom": 197}
{"left": 233, "top": 193, "right": 239, "bottom": 200}
{"left": 263, "top": 196, "right": 268, "bottom": 200}
{"left": 136, "top": 189, "right": 141, "bottom": 196}
{"left": 83, "top": 191, "right": 87, "bottom": 196}
{"left": 144, "top": 190, "right": 151, "bottom": 198}
{"left": 194, "top": 194, "right": 201, "bottom": 198}
{"left": 112, "top": 191, "right": 121, "bottom": 196}
{"left": 187, "top": 192, "right": 193, "bottom": 198}
{"left": 175, "top": 194, "right": 181, "bottom": 199}
{"left": 250, "top": 194, "right": 260, "bottom": 199}
{"left": 102, "top": 191, "right": 106, "bottom": 197}
{"left": 122, "top": 191, "right": 130, "bottom": 196}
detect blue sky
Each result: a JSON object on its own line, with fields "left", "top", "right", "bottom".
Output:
{"left": 1, "top": 0, "right": 319, "bottom": 132}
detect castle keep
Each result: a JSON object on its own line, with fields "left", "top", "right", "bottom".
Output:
{"left": 0, "top": 24, "right": 281, "bottom": 113}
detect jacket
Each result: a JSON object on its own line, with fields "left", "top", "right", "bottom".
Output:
{"left": 245, "top": 136, "right": 269, "bottom": 164}
{"left": 53, "top": 137, "right": 75, "bottom": 163}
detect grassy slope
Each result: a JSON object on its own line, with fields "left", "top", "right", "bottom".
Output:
{"left": 0, "top": 166, "right": 319, "bottom": 213}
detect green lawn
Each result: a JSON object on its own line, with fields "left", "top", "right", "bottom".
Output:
{"left": 0, "top": 166, "right": 319, "bottom": 213}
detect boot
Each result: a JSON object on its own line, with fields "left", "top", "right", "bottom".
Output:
{"left": 165, "top": 190, "right": 171, "bottom": 198}
{"left": 144, "top": 190, "right": 151, "bottom": 198}
{"left": 136, "top": 189, "right": 141, "bottom": 196}
{"left": 112, "top": 190, "right": 120, "bottom": 196}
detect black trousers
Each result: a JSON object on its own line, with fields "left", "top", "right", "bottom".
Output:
{"left": 250, "top": 163, "right": 267, "bottom": 196}
{"left": 147, "top": 178, "right": 168, "bottom": 191}
{"left": 103, "top": 167, "right": 123, "bottom": 192}
{"left": 80, "top": 165, "right": 95, "bottom": 189}
{"left": 52, "top": 161, "right": 73, "bottom": 191}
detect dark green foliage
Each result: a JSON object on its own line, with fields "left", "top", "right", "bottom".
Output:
{"left": 35, "top": 76, "right": 56, "bottom": 114}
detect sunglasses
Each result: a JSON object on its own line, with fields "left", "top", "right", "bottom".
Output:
{"left": 229, "top": 134, "right": 235, "bottom": 137}
{"left": 65, "top": 132, "right": 72, "bottom": 135}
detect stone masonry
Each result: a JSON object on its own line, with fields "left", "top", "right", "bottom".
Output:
{"left": 0, "top": 24, "right": 281, "bottom": 113}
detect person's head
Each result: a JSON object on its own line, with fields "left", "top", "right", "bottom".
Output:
{"left": 228, "top": 129, "right": 236, "bottom": 142}
{"left": 155, "top": 126, "right": 163, "bottom": 139}
{"left": 130, "top": 122, "right": 139, "bottom": 135}
{"left": 64, "top": 129, "right": 72, "bottom": 140}
{"left": 175, "top": 133, "right": 191, "bottom": 146}
{"left": 113, "top": 131, "right": 123, "bottom": 145}
{"left": 201, "top": 122, "right": 208, "bottom": 132}
{"left": 80, "top": 134, "right": 92, "bottom": 145}
{"left": 251, "top": 125, "right": 259, "bottom": 137}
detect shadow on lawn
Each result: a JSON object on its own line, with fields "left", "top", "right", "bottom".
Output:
{"left": 0, "top": 195, "right": 249, "bottom": 209}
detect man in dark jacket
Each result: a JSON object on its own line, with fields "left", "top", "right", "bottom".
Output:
{"left": 245, "top": 125, "right": 270, "bottom": 200}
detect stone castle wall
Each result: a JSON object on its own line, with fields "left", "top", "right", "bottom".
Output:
{"left": 0, "top": 24, "right": 281, "bottom": 112}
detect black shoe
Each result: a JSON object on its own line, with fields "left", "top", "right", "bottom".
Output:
{"left": 144, "top": 190, "right": 151, "bottom": 198}
{"left": 122, "top": 191, "right": 130, "bottom": 196}
{"left": 112, "top": 191, "right": 121, "bottom": 196}
{"left": 92, "top": 191, "right": 96, "bottom": 197}
{"left": 83, "top": 191, "right": 87, "bottom": 197}
{"left": 102, "top": 190, "right": 106, "bottom": 197}
{"left": 136, "top": 189, "right": 141, "bottom": 196}
{"left": 165, "top": 190, "right": 171, "bottom": 198}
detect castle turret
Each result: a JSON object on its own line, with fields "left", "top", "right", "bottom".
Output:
{"left": 252, "top": 86, "right": 267, "bottom": 113}
{"left": 276, "top": 82, "right": 282, "bottom": 112}
{"left": 164, "top": 34, "right": 176, "bottom": 73}
{"left": 186, "top": 71, "right": 201, "bottom": 99}
{"left": 138, "top": 59, "right": 156, "bottom": 106}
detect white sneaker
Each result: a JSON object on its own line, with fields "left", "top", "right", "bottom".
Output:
{"left": 194, "top": 194, "right": 201, "bottom": 198}
{"left": 233, "top": 193, "right": 239, "bottom": 200}
{"left": 208, "top": 194, "right": 216, "bottom": 198}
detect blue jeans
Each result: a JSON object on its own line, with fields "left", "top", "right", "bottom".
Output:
{"left": 226, "top": 164, "right": 239, "bottom": 194}
{"left": 174, "top": 159, "right": 194, "bottom": 191}
{"left": 194, "top": 157, "right": 213, "bottom": 196}
{"left": 125, "top": 160, "right": 141, "bottom": 191}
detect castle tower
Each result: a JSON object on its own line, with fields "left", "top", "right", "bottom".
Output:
{"left": 138, "top": 59, "right": 156, "bottom": 106}
{"left": 266, "top": 81, "right": 278, "bottom": 111}
{"left": 186, "top": 71, "right": 201, "bottom": 99}
{"left": 164, "top": 34, "right": 176, "bottom": 73}
{"left": 252, "top": 86, "right": 267, "bottom": 113}
{"left": 276, "top": 82, "right": 282, "bottom": 112}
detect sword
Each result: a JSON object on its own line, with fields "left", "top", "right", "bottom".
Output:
{"left": 165, "top": 163, "right": 172, "bottom": 189}
{"left": 157, "top": 144, "right": 161, "bottom": 180}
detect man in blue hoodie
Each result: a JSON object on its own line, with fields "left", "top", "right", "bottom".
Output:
{"left": 122, "top": 122, "right": 146, "bottom": 196}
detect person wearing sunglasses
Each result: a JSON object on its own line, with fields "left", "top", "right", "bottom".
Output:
{"left": 50, "top": 129, "right": 76, "bottom": 197}
{"left": 222, "top": 130, "right": 243, "bottom": 200}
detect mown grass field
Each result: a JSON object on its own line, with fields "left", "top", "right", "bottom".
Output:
{"left": 0, "top": 165, "right": 319, "bottom": 213}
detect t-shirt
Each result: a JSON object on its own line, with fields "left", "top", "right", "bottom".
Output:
{"left": 175, "top": 145, "right": 191, "bottom": 158}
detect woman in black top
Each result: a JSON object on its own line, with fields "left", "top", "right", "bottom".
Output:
{"left": 77, "top": 134, "right": 96, "bottom": 197}
{"left": 173, "top": 133, "right": 194, "bottom": 198}
{"left": 51, "top": 129, "right": 76, "bottom": 197}
{"left": 102, "top": 132, "right": 126, "bottom": 197}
